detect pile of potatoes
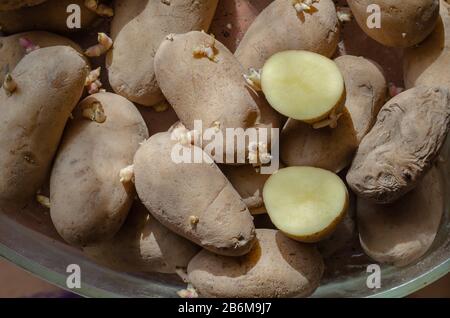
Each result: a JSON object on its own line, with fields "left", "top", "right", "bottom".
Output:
{"left": 0, "top": 0, "right": 449, "bottom": 298}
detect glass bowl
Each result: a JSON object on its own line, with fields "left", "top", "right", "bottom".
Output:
{"left": 0, "top": 0, "right": 449, "bottom": 298}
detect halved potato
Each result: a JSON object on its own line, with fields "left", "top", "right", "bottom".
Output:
{"left": 261, "top": 50, "right": 345, "bottom": 124}
{"left": 263, "top": 167, "right": 348, "bottom": 242}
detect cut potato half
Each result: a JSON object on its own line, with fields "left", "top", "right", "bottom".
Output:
{"left": 261, "top": 50, "right": 345, "bottom": 123}
{"left": 263, "top": 167, "right": 348, "bottom": 242}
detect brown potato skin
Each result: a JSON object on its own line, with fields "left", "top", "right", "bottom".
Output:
{"left": 357, "top": 167, "right": 444, "bottom": 267}
{"left": 50, "top": 93, "right": 149, "bottom": 246}
{"left": 0, "top": 0, "right": 46, "bottom": 11}
{"left": 348, "top": 0, "right": 440, "bottom": 48}
{"left": 188, "top": 229, "right": 324, "bottom": 298}
{"left": 0, "top": 0, "right": 98, "bottom": 34}
{"left": 0, "top": 46, "right": 88, "bottom": 203}
{"left": 347, "top": 86, "right": 450, "bottom": 204}
{"left": 107, "top": 0, "right": 218, "bottom": 106}
{"left": 83, "top": 202, "right": 199, "bottom": 274}
{"left": 235, "top": 0, "right": 340, "bottom": 70}
{"left": 0, "top": 31, "right": 83, "bottom": 84}
{"left": 134, "top": 132, "right": 256, "bottom": 256}
{"left": 404, "top": 0, "right": 450, "bottom": 90}
{"left": 280, "top": 109, "right": 358, "bottom": 173}
{"left": 335, "top": 55, "right": 387, "bottom": 142}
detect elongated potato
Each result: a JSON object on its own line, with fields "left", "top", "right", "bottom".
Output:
{"left": 280, "top": 109, "right": 358, "bottom": 173}
{"left": 358, "top": 167, "right": 444, "bottom": 267}
{"left": 0, "top": 0, "right": 98, "bottom": 34}
{"left": 187, "top": 229, "right": 324, "bottom": 298}
{"left": 107, "top": 0, "right": 218, "bottom": 106}
{"left": 404, "top": 0, "right": 450, "bottom": 90}
{"left": 235, "top": 0, "right": 340, "bottom": 70}
{"left": 155, "top": 31, "right": 282, "bottom": 132}
{"left": 0, "top": 0, "right": 47, "bottom": 11}
{"left": 134, "top": 132, "right": 256, "bottom": 256}
{"left": 50, "top": 92, "right": 149, "bottom": 246}
{"left": 84, "top": 202, "right": 199, "bottom": 273}
{"left": 335, "top": 55, "right": 387, "bottom": 142}
{"left": 347, "top": 86, "right": 450, "bottom": 204}
{"left": 0, "top": 46, "right": 88, "bottom": 203}
{"left": 348, "top": 0, "right": 440, "bottom": 48}
{"left": 0, "top": 31, "right": 82, "bottom": 84}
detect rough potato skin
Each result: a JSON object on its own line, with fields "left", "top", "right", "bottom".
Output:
{"left": 335, "top": 55, "right": 387, "bottom": 142}
{"left": 357, "top": 167, "right": 444, "bottom": 267}
{"left": 188, "top": 229, "right": 324, "bottom": 298}
{"left": 0, "top": 0, "right": 98, "bottom": 34}
{"left": 280, "top": 109, "right": 358, "bottom": 173}
{"left": 134, "top": 132, "right": 256, "bottom": 256}
{"left": 0, "top": 31, "right": 82, "bottom": 84}
{"left": 404, "top": 0, "right": 450, "bottom": 90}
{"left": 107, "top": 0, "right": 218, "bottom": 106}
{"left": 0, "top": 0, "right": 46, "bottom": 11}
{"left": 347, "top": 86, "right": 450, "bottom": 204}
{"left": 50, "top": 93, "right": 149, "bottom": 246}
{"left": 221, "top": 164, "right": 275, "bottom": 215}
{"left": 235, "top": 0, "right": 340, "bottom": 70}
{"left": 348, "top": 0, "right": 440, "bottom": 48}
{"left": 83, "top": 202, "right": 199, "bottom": 273}
{"left": 0, "top": 46, "right": 88, "bottom": 203}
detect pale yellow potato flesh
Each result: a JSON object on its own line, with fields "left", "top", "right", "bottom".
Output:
{"left": 263, "top": 167, "right": 348, "bottom": 242}
{"left": 261, "top": 50, "right": 344, "bottom": 122}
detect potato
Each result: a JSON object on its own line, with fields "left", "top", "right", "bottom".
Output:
{"left": 318, "top": 190, "right": 356, "bottom": 258}
{"left": 235, "top": 0, "right": 340, "bottom": 70}
{"left": 358, "top": 167, "right": 444, "bottom": 267}
{"left": 347, "top": 86, "right": 450, "bottom": 204}
{"left": 0, "top": 0, "right": 98, "bottom": 34}
{"left": 280, "top": 109, "right": 358, "bottom": 173}
{"left": 404, "top": 0, "right": 450, "bottom": 90}
{"left": 187, "top": 229, "right": 324, "bottom": 298}
{"left": 0, "top": 31, "right": 82, "bottom": 84}
{"left": 221, "top": 164, "right": 281, "bottom": 215}
{"left": 134, "top": 132, "right": 256, "bottom": 256}
{"left": 335, "top": 55, "right": 387, "bottom": 142}
{"left": 107, "top": 0, "right": 218, "bottom": 107}
{"left": 263, "top": 167, "right": 349, "bottom": 243}
{"left": 260, "top": 50, "right": 345, "bottom": 124}
{"left": 348, "top": 0, "right": 440, "bottom": 48}
{"left": 155, "top": 31, "right": 283, "bottom": 161}
{"left": 0, "top": 0, "right": 46, "bottom": 11}
{"left": 50, "top": 92, "right": 149, "bottom": 246}
{"left": 0, "top": 46, "right": 88, "bottom": 203}
{"left": 84, "top": 202, "right": 199, "bottom": 274}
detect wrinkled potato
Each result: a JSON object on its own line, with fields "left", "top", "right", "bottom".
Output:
{"left": 50, "top": 92, "right": 149, "bottom": 246}
{"left": 0, "top": 0, "right": 98, "bottom": 34}
{"left": 84, "top": 202, "right": 199, "bottom": 274}
{"left": 263, "top": 167, "right": 349, "bottom": 243}
{"left": 348, "top": 0, "right": 440, "bottom": 48}
{"left": 235, "top": 0, "right": 340, "bottom": 70}
{"left": 0, "top": 31, "right": 82, "bottom": 84}
{"left": 187, "top": 229, "right": 324, "bottom": 298}
{"left": 358, "top": 167, "right": 444, "bottom": 267}
{"left": 134, "top": 132, "right": 256, "bottom": 256}
{"left": 404, "top": 0, "right": 450, "bottom": 90}
{"left": 280, "top": 109, "right": 358, "bottom": 173}
{"left": 221, "top": 164, "right": 281, "bottom": 215}
{"left": 335, "top": 55, "right": 387, "bottom": 142}
{"left": 107, "top": 0, "right": 218, "bottom": 107}
{"left": 347, "top": 86, "right": 450, "bottom": 204}
{"left": 0, "top": 0, "right": 46, "bottom": 11}
{"left": 0, "top": 46, "right": 88, "bottom": 203}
